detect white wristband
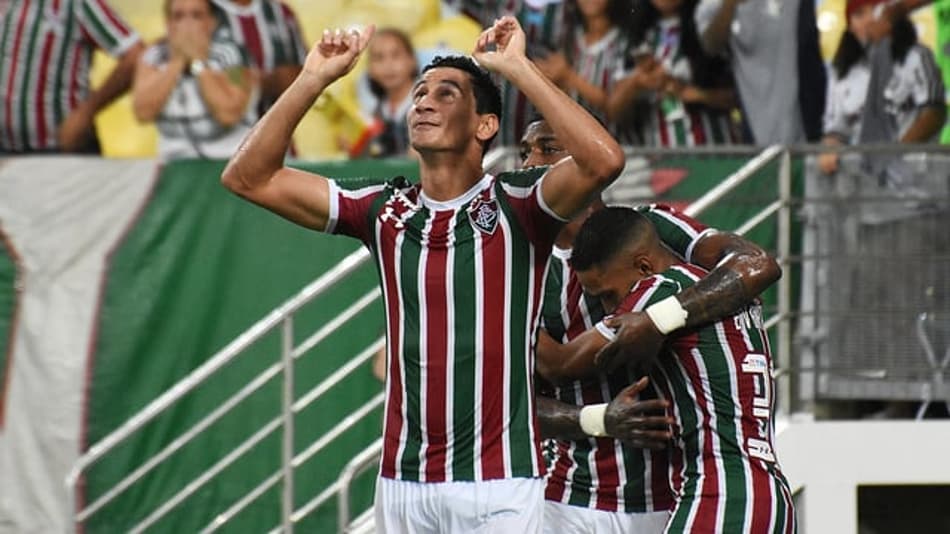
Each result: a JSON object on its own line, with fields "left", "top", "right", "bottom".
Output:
{"left": 645, "top": 295, "right": 688, "bottom": 335}
{"left": 579, "top": 403, "right": 608, "bottom": 437}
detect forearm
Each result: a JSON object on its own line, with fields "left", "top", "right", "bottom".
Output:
{"left": 132, "top": 59, "right": 186, "bottom": 122}
{"left": 222, "top": 72, "right": 327, "bottom": 190}
{"left": 678, "top": 252, "right": 779, "bottom": 328}
{"left": 606, "top": 74, "right": 643, "bottom": 120}
{"left": 564, "top": 71, "right": 608, "bottom": 113}
{"left": 900, "top": 106, "right": 946, "bottom": 143}
{"left": 689, "top": 86, "right": 736, "bottom": 110}
{"left": 537, "top": 396, "right": 587, "bottom": 440}
{"left": 536, "top": 328, "right": 607, "bottom": 385}
{"left": 87, "top": 42, "right": 144, "bottom": 112}
{"left": 196, "top": 69, "right": 251, "bottom": 127}
{"left": 701, "top": 0, "right": 740, "bottom": 55}
{"left": 506, "top": 57, "right": 623, "bottom": 181}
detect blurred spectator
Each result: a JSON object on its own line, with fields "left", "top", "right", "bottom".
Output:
{"left": 819, "top": 0, "right": 945, "bottom": 175}
{"left": 132, "top": 0, "right": 256, "bottom": 160}
{"left": 695, "top": 0, "right": 826, "bottom": 144}
{"left": 448, "top": 0, "right": 567, "bottom": 146}
{"left": 210, "top": 0, "right": 307, "bottom": 116}
{"left": 352, "top": 27, "right": 418, "bottom": 158}
{"left": 609, "top": 0, "right": 739, "bottom": 146}
{"left": 0, "top": 0, "right": 144, "bottom": 153}
{"left": 534, "top": 0, "right": 633, "bottom": 140}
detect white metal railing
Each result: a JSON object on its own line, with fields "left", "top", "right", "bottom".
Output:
{"left": 66, "top": 246, "right": 380, "bottom": 533}
{"left": 66, "top": 144, "right": 810, "bottom": 534}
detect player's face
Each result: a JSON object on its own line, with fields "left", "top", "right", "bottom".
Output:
{"left": 519, "top": 121, "right": 567, "bottom": 168}
{"left": 408, "top": 68, "right": 482, "bottom": 152}
{"left": 576, "top": 255, "right": 644, "bottom": 313}
{"left": 368, "top": 33, "right": 417, "bottom": 95}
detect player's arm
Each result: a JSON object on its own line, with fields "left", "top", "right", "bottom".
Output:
{"left": 221, "top": 26, "right": 374, "bottom": 230}
{"left": 698, "top": 0, "right": 742, "bottom": 56}
{"left": 536, "top": 378, "right": 673, "bottom": 448}
{"left": 597, "top": 228, "right": 781, "bottom": 372}
{"left": 536, "top": 328, "right": 610, "bottom": 385}
{"left": 474, "top": 17, "right": 625, "bottom": 220}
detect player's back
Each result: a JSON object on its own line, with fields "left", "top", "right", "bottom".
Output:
{"left": 621, "top": 262, "right": 796, "bottom": 533}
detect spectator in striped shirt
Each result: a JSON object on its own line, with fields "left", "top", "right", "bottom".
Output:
{"left": 223, "top": 17, "right": 626, "bottom": 531}
{"left": 607, "top": 0, "right": 740, "bottom": 147}
{"left": 0, "top": 0, "right": 144, "bottom": 153}
{"left": 534, "top": 0, "right": 634, "bottom": 141}
{"left": 818, "top": 0, "right": 945, "bottom": 175}
{"left": 132, "top": 0, "right": 256, "bottom": 160}
{"left": 210, "top": 0, "right": 306, "bottom": 116}
{"left": 559, "top": 206, "right": 796, "bottom": 533}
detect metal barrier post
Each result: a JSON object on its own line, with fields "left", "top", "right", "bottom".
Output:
{"left": 281, "top": 317, "right": 295, "bottom": 534}
{"left": 777, "top": 149, "right": 793, "bottom": 415}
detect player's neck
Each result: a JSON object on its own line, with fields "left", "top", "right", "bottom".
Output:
{"left": 418, "top": 152, "right": 484, "bottom": 202}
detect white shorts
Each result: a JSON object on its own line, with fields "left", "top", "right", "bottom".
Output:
{"left": 374, "top": 476, "right": 544, "bottom": 533}
{"left": 543, "top": 500, "right": 670, "bottom": 534}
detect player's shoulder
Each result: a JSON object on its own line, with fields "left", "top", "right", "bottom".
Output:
{"left": 497, "top": 166, "right": 548, "bottom": 188}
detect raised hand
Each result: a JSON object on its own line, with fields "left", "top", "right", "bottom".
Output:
{"left": 604, "top": 377, "right": 674, "bottom": 449}
{"left": 595, "top": 311, "right": 666, "bottom": 373}
{"left": 473, "top": 15, "right": 527, "bottom": 74}
{"left": 303, "top": 25, "right": 375, "bottom": 86}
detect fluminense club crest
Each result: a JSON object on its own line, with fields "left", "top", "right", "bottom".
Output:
{"left": 468, "top": 197, "right": 499, "bottom": 234}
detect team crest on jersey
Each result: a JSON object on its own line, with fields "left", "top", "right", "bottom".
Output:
{"left": 468, "top": 197, "right": 499, "bottom": 234}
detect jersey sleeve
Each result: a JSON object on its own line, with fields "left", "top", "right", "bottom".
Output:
{"left": 76, "top": 0, "right": 140, "bottom": 56}
{"left": 498, "top": 167, "right": 566, "bottom": 248}
{"left": 636, "top": 204, "right": 713, "bottom": 262}
{"left": 594, "top": 275, "right": 681, "bottom": 341}
{"left": 325, "top": 178, "right": 389, "bottom": 244}
{"left": 906, "top": 45, "right": 945, "bottom": 108}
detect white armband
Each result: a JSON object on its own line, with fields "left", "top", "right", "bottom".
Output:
{"left": 645, "top": 295, "right": 688, "bottom": 335}
{"left": 579, "top": 403, "right": 608, "bottom": 437}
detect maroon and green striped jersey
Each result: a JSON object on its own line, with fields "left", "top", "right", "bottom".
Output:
{"left": 607, "top": 263, "right": 796, "bottom": 533}
{"left": 541, "top": 204, "right": 709, "bottom": 513}
{"left": 326, "top": 168, "right": 562, "bottom": 482}
{"left": 0, "top": 0, "right": 139, "bottom": 152}
{"left": 210, "top": 0, "right": 305, "bottom": 74}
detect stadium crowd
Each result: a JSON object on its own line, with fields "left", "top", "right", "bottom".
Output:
{"left": 0, "top": 0, "right": 946, "bottom": 159}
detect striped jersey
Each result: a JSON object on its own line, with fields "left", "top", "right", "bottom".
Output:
{"left": 453, "top": 0, "right": 566, "bottom": 146}
{"left": 564, "top": 26, "right": 635, "bottom": 144}
{"left": 0, "top": 0, "right": 140, "bottom": 152}
{"left": 142, "top": 36, "right": 256, "bottom": 160}
{"left": 604, "top": 263, "right": 796, "bottom": 533}
{"left": 627, "top": 18, "right": 737, "bottom": 147}
{"left": 210, "top": 0, "right": 305, "bottom": 73}
{"left": 541, "top": 204, "right": 710, "bottom": 513}
{"left": 326, "top": 168, "right": 563, "bottom": 482}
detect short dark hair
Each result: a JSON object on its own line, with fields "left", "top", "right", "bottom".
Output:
{"left": 571, "top": 207, "right": 654, "bottom": 272}
{"left": 422, "top": 55, "right": 503, "bottom": 150}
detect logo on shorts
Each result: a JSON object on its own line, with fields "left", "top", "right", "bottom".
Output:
{"left": 468, "top": 197, "right": 499, "bottom": 234}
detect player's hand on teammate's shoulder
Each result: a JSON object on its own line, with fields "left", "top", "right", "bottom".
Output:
{"left": 595, "top": 312, "right": 666, "bottom": 373}
{"left": 473, "top": 15, "right": 528, "bottom": 76}
{"left": 302, "top": 25, "right": 375, "bottom": 86}
{"left": 604, "top": 377, "right": 674, "bottom": 449}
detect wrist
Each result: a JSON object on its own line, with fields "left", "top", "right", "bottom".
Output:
{"left": 579, "top": 403, "right": 608, "bottom": 437}
{"left": 644, "top": 295, "right": 688, "bottom": 335}
{"left": 504, "top": 56, "right": 539, "bottom": 86}
{"left": 189, "top": 58, "right": 208, "bottom": 76}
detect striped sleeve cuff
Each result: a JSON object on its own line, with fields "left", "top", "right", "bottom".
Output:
{"left": 595, "top": 319, "right": 617, "bottom": 342}
{"left": 324, "top": 180, "right": 340, "bottom": 235}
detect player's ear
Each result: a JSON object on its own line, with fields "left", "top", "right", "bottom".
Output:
{"left": 476, "top": 113, "right": 499, "bottom": 145}
{"left": 636, "top": 255, "right": 654, "bottom": 277}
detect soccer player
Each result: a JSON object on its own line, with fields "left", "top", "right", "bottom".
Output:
{"left": 222, "top": 16, "right": 626, "bottom": 532}
{"left": 522, "top": 118, "right": 786, "bottom": 533}
{"left": 555, "top": 206, "right": 796, "bottom": 533}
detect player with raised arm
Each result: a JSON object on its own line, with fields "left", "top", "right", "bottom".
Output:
{"left": 221, "top": 16, "right": 625, "bottom": 532}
